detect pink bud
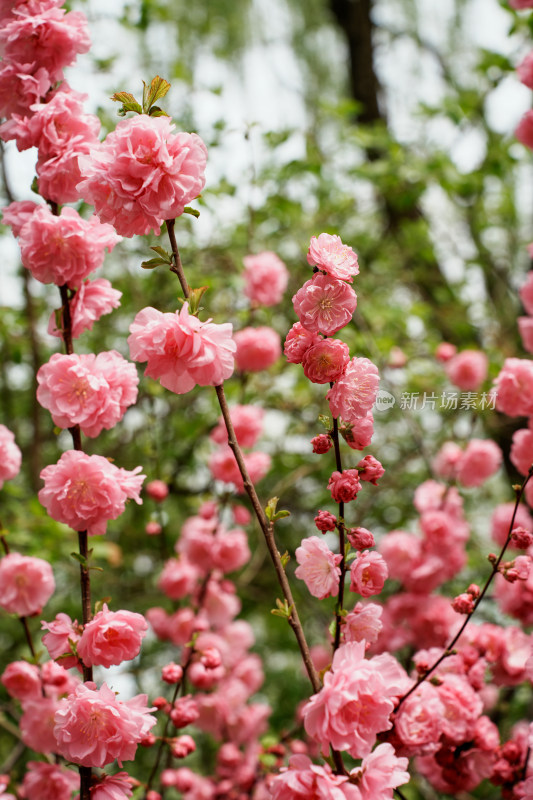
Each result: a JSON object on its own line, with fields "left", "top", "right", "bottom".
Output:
{"left": 200, "top": 647, "right": 222, "bottom": 669}
{"left": 314, "top": 510, "right": 337, "bottom": 533}
{"left": 311, "top": 434, "right": 333, "bottom": 454}
{"left": 171, "top": 734, "right": 196, "bottom": 759}
{"left": 146, "top": 480, "right": 169, "bottom": 502}
{"left": 145, "top": 521, "right": 162, "bottom": 535}
{"left": 347, "top": 527, "right": 375, "bottom": 550}
{"left": 170, "top": 696, "right": 199, "bottom": 728}
{"left": 451, "top": 593, "right": 475, "bottom": 614}
{"left": 162, "top": 663, "right": 183, "bottom": 684}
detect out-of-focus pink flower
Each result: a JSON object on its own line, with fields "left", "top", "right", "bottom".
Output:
{"left": 395, "top": 681, "right": 444, "bottom": 752}
{"left": 357, "top": 454, "right": 385, "bottom": 485}
{"left": 445, "top": 350, "right": 488, "bottom": 391}
{"left": 128, "top": 304, "right": 235, "bottom": 394}
{"left": 212, "top": 528, "right": 251, "bottom": 573}
{"left": 314, "top": 509, "right": 337, "bottom": 532}
{"left": 284, "top": 322, "right": 321, "bottom": 364}
{"left": 39, "top": 450, "right": 145, "bottom": 536}
{"left": 455, "top": 439, "right": 502, "bottom": 487}
{"left": 311, "top": 434, "right": 332, "bottom": 454}
{"left": 302, "top": 338, "right": 349, "bottom": 384}
{"left": 516, "top": 110, "right": 533, "bottom": 148}
{"left": 90, "top": 772, "right": 133, "bottom": 800}
{"left": 158, "top": 557, "right": 199, "bottom": 599}
{"left": 511, "top": 526, "right": 533, "bottom": 548}
{"left": 54, "top": 682, "right": 156, "bottom": 767}
{"left": 0, "top": 5, "right": 90, "bottom": 82}
{"left": 293, "top": 274, "right": 357, "bottom": 335}
{"left": 270, "top": 754, "right": 360, "bottom": 800}
{"left": 493, "top": 358, "right": 533, "bottom": 417}
{"left": 0, "top": 424, "right": 22, "bottom": 489}
{"left": 1, "top": 661, "right": 41, "bottom": 701}
{"left": 452, "top": 592, "right": 475, "bottom": 614}
{"left": 170, "top": 734, "right": 196, "bottom": 759}
{"left": 0, "top": 553, "right": 54, "bottom": 616}
{"left": 208, "top": 447, "right": 271, "bottom": 493}
{"left": 41, "top": 612, "right": 81, "bottom": 668}
{"left": 491, "top": 502, "right": 533, "bottom": 547}
{"left": 307, "top": 232, "right": 359, "bottom": 283}
{"left": 350, "top": 550, "right": 388, "bottom": 597}
{"left": 326, "top": 357, "right": 379, "bottom": 424}
{"left": 20, "top": 696, "right": 60, "bottom": 754}
{"left": 1, "top": 200, "right": 40, "bottom": 236}
{"left": 20, "top": 762, "right": 79, "bottom": 800}
{"left": 302, "top": 641, "right": 410, "bottom": 758}
{"left": 294, "top": 536, "right": 342, "bottom": 599}
{"left": 37, "top": 351, "right": 138, "bottom": 437}
{"left": 243, "top": 251, "right": 288, "bottom": 306}
{"left": 435, "top": 342, "right": 457, "bottom": 362}
{"left": 210, "top": 404, "right": 264, "bottom": 449}
{"left": 145, "top": 521, "right": 162, "bottom": 535}
{"left": 328, "top": 469, "right": 361, "bottom": 503}
{"left": 162, "top": 663, "right": 183, "bottom": 684}
{"left": 77, "top": 604, "right": 148, "bottom": 668}
{"left": 18, "top": 206, "right": 120, "bottom": 287}
{"left": 510, "top": 0, "right": 533, "bottom": 8}
{"left": 343, "top": 602, "right": 383, "bottom": 645}
{"left": 170, "top": 696, "right": 199, "bottom": 728}
{"left": 518, "top": 316, "right": 533, "bottom": 353}
{"left": 234, "top": 326, "right": 281, "bottom": 372}
{"left": 78, "top": 116, "right": 207, "bottom": 237}
{"left": 48, "top": 278, "right": 122, "bottom": 340}
{"left": 388, "top": 346, "right": 407, "bottom": 368}
{"left": 520, "top": 272, "right": 533, "bottom": 315}
{"left": 432, "top": 441, "right": 463, "bottom": 480}
{"left": 517, "top": 51, "right": 533, "bottom": 89}
{"left": 350, "top": 743, "right": 410, "bottom": 800}
{"left": 146, "top": 480, "right": 169, "bottom": 502}
{"left": 232, "top": 504, "right": 251, "bottom": 525}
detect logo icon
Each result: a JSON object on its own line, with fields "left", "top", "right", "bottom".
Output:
{"left": 375, "top": 390, "right": 396, "bottom": 412}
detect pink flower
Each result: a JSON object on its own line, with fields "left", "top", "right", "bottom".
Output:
{"left": 39, "top": 450, "right": 145, "bottom": 536}
{"left": 395, "top": 681, "right": 444, "bottom": 752}
{"left": 343, "top": 602, "right": 383, "bottom": 646}
{"left": 54, "top": 682, "right": 156, "bottom": 768}
{"left": 311, "top": 434, "right": 333, "bottom": 454}
{"left": 340, "top": 414, "right": 375, "bottom": 450}
{"left": 243, "top": 251, "right": 289, "bottom": 306}
{"left": 520, "top": 272, "right": 533, "bottom": 315}
{"left": 284, "top": 322, "right": 321, "bottom": 364}
{"left": 493, "top": 358, "right": 533, "bottom": 417}
{"left": 36, "top": 137, "right": 97, "bottom": 204}
{"left": 516, "top": 110, "right": 533, "bottom": 149}
{"left": 326, "top": 358, "right": 379, "bottom": 424}
{"left": 158, "top": 557, "right": 199, "bottom": 599}
{"left": 432, "top": 441, "right": 463, "bottom": 480}
{"left": 350, "top": 551, "right": 388, "bottom": 597}
{"left": 350, "top": 743, "right": 409, "bottom": 800}
{"left": 20, "top": 762, "right": 79, "bottom": 800}
{"left": 128, "top": 304, "right": 235, "bottom": 394}
{"left": 18, "top": 206, "right": 121, "bottom": 287}
{"left": 518, "top": 316, "right": 533, "bottom": 352}
{"left": 48, "top": 278, "right": 122, "bottom": 340}
{"left": 0, "top": 61, "right": 51, "bottom": 119}
{"left": 170, "top": 696, "right": 199, "bottom": 728}
{"left": 435, "top": 342, "right": 457, "bottom": 362}
{"left": 445, "top": 350, "right": 488, "bottom": 391}
{"left": 1, "top": 200, "right": 40, "bottom": 236}
{"left": 302, "top": 641, "right": 410, "bottom": 758}
{"left": 210, "top": 404, "right": 264, "bottom": 449}
{"left": 77, "top": 115, "right": 207, "bottom": 237}
{"left": 314, "top": 510, "right": 337, "bottom": 532}
{"left": 270, "top": 754, "right": 359, "bottom": 800}
{"left": 0, "top": 5, "right": 90, "bottom": 82}
{"left": 307, "top": 233, "right": 360, "bottom": 283}
{"left": 455, "top": 439, "right": 502, "bottom": 487}
{"left": 0, "top": 553, "right": 54, "bottom": 616}
{"left": 517, "top": 51, "right": 533, "bottom": 88}
{"left": 234, "top": 326, "right": 281, "bottom": 372}
{"left": 357, "top": 455, "right": 385, "bottom": 485}
{"left": 145, "top": 521, "right": 162, "bottom": 535}
{"left": 293, "top": 274, "right": 357, "bottom": 335}
{"left": 20, "top": 697, "right": 60, "bottom": 754}
{"left": 294, "top": 536, "right": 342, "bottom": 599}
{"left": 36, "top": 351, "right": 138, "bottom": 438}
{"left": 146, "top": 480, "right": 169, "bottom": 502}
{"left": 212, "top": 527, "right": 251, "bottom": 573}
{"left": 90, "top": 772, "right": 133, "bottom": 800}
{"left": 162, "top": 663, "right": 183, "bottom": 684}
{"left": 41, "top": 612, "right": 81, "bottom": 668}
{"left": 1, "top": 661, "right": 41, "bottom": 701}
{"left": 510, "top": 0, "right": 533, "bottom": 7}
{"left": 491, "top": 502, "right": 533, "bottom": 547}
{"left": 77, "top": 604, "right": 148, "bottom": 668}
{"left": 208, "top": 447, "right": 271, "bottom": 492}
{"left": 328, "top": 469, "right": 361, "bottom": 503}
{"left": 0, "top": 424, "right": 22, "bottom": 489}
{"left": 302, "top": 339, "right": 350, "bottom": 384}
{"left": 346, "top": 527, "right": 375, "bottom": 550}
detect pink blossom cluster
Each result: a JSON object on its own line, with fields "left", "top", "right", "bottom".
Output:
{"left": 432, "top": 438, "right": 502, "bottom": 487}
{"left": 208, "top": 404, "right": 271, "bottom": 493}
{"left": 243, "top": 251, "right": 289, "bottom": 306}
{"left": 0, "top": 424, "right": 22, "bottom": 490}
{"left": 36, "top": 351, "right": 138, "bottom": 437}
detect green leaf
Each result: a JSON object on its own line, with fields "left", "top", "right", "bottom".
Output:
{"left": 70, "top": 552, "right": 87, "bottom": 567}
{"left": 280, "top": 550, "right": 290, "bottom": 568}
{"left": 265, "top": 497, "right": 279, "bottom": 521}
{"left": 142, "top": 76, "right": 171, "bottom": 114}
{"left": 272, "top": 509, "right": 291, "bottom": 521}
{"left": 140, "top": 258, "right": 169, "bottom": 269}
{"left": 318, "top": 414, "right": 331, "bottom": 430}
{"left": 183, "top": 206, "right": 201, "bottom": 218}
{"left": 150, "top": 245, "right": 172, "bottom": 262}
{"left": 110, "top": 91, "right": 142, "bottom": 116}
{"left": 188, "top": 286, "right": 208, "bottom": 315}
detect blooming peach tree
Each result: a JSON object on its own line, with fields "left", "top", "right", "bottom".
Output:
{"left": 0, "top": 1, "right": 533, "bottom": 800}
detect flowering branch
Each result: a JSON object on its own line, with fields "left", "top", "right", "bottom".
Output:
{"left": 331, "top": 415, "right": 347, "bottom": 654}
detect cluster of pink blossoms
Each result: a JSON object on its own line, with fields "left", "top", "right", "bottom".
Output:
{"left": 0, "top": 424, "right": 22, "bottom": 490}
{"left": 208, "top": 404, "right": 271, "bottom": 493}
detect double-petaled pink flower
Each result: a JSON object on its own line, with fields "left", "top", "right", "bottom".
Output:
{"left": 76, "top": 604, "right": 148, "bottom": 668}
{"left": 326, "top": 357, "right": 379, "bottom": 424}
{"left": 284, "top": 322, "right": 321, "bottom": 364}
{"left": 295, "top": 536, "right": 342, "bottom": 599}
{"left": 243, "top": 251, "right": 288, "bottom": 306}
{"left": 48, "top": 278, "right": 122, "bottom": 340}
{"left": 128, "top": 303, "right": 235, "bottom": 394}
{"left": 39, "top": 451, "right": 145, "bottom": 536}
{"left": 302, "top": 338, "right": 349, "bottom": 384}
{"left": 0, "top": 552, "right": 55, "bottom": 616}
{"left": 78, "top": 115, "right": 207, "bottom": 237}
{"left": 307, "top": 233, "right": 359, "bottom": 282}
{"left": 0, "top": 424, "right": 22, "bottom": 489}
{"left": 293, "top": 274, "right": 357, "bottom": 335}
{"left": 350, "top": 550, "right": 388, "bottom": 597}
